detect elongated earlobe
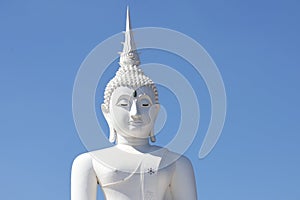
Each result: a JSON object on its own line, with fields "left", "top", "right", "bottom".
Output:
{"left": 150, "top": 129, "right": 156, "bottom": 142}
{"left": 150, "top": 136, "right": 156, "bottom": 143}
{"left": 109, "top": 129, "right": 117, "bottom": 143}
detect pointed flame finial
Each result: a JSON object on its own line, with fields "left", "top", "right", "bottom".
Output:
{"left": 126, "top": 6, "right": 131, "bottom": 34}
{"left": 119, "top": 6, "right": 140, "bottom": 66}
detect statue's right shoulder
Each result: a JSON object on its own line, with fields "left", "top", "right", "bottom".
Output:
{"left": 71, "top": 152, "right": 98, "bottom": 180}
{"left": 72, "top": 152, "right": 94, "bottom": 169}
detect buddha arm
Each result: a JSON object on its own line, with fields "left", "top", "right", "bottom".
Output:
{"left": 71, "top": 153, "right": 98, "bottom": 200}
{"left": 170, "top": 156, "right": 197, "bottom": 200}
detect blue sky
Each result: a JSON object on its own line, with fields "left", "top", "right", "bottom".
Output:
{"left": 1, "top": 0, "right": 300, "bottom": 199}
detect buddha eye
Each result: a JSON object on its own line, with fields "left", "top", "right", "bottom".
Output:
{"left": 140, "top": 98, "right": 151, "bottom": 107}
{"left": 116, "top": 97, "right": 130, "bottom": 108}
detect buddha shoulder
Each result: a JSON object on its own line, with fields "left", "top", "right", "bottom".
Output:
{"left": 72, "top": 153, "right": 95, "bottom": 175}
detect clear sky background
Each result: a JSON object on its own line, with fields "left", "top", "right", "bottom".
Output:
{"left": 1, "top": 0, "right": 300, "bottom": 199}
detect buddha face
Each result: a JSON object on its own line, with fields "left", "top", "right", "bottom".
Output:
{"left": 102, "top": 86, "right": 160, "bottom": 140}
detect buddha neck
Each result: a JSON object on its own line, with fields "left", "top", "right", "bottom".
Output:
{"left": 116, "top": 134, "right": 149, "bottom": 147}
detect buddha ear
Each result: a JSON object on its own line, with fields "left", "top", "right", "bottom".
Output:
{"left": 101, "top": 104, "right": 116, "bottom": 143}
{"left": 152, "top": 104, "right": 160, "bottom": 119}
{"left": 101, "top": 104, "right": 111, "bottom": 126}
{"left": 149, "top": 104, "right": 160, "bottom": 143}
{"left": 101, "top": 104, "right": 109, "bottom": 118}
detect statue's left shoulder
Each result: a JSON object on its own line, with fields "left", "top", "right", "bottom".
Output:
{"left": 176, "top": 155, "right": 193, "bottom": 168}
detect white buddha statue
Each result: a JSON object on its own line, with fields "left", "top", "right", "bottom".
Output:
{"left": 71, "top": 7, "right": 197, "bottom": 200}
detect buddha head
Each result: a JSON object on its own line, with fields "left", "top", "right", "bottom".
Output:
{"left": 101, "top": 7, "right": 160, "bottom": 143}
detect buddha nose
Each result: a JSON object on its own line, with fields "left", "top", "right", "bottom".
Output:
{"left": 130, "top": 100, "right": 141, "bottom": 120}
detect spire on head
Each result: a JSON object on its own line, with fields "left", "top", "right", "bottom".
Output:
{"left": 119, "top": 6, "right": 140, "bottom": 67}
{"left": 103, "top": 7, "right": 159, "bottom": 111}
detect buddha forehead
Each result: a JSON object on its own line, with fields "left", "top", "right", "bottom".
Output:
{"left": 103, "top": 73, "right": 159, "bottom": 110}
{"left": 110, "top": 86, "right": 156, "bottom": 105}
